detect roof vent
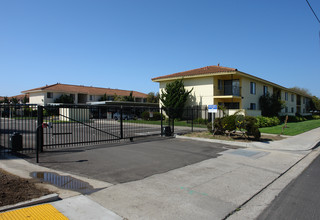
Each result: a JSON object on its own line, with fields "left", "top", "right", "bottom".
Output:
{"left": 218, "top": 63, "right": 220, "bottom": 66}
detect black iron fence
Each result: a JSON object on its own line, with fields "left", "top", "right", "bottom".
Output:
{"left": 0, "top": 104, "right": 38, "bottom": 155}
{"left": 1, "top": 104, "right": 214, "bottom": 161}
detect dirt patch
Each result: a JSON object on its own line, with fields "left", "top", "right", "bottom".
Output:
{"left": 0, "top": 169, "right": 51, "bottom": 207}
{"left": 184, "top": 131, "right": 285, "bottom": 142}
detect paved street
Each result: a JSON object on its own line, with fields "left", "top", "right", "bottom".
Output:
{"left": 257, "top": 149, "right": 320, "bottom": 220}
{"left": 28, "top": 137, "right": 233, "bottom": 184}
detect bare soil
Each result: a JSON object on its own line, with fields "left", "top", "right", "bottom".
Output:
{"left": 184, "top": 131, "right": 285, "bottom": 142}
{"left": 0, "top": 169, "right": 51, "bottom": 207}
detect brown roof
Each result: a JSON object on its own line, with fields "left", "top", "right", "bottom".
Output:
{"left": 0, "top": 94, "right": 28, "bottom": 101}
{"left": 152, "top": 65, "right": 237, "bottom": 81}
{"left": 10, "top": 94, "right": 29, "bottom": 100}
{"left": 21, "top": 83, "right": 148, "bottom": 98}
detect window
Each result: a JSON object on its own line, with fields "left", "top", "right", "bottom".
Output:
{"left": 70, "top": 94, "right": 75, "bottom": 101}
{"left": 218, "top": 79, "right": 223, "bottom": 90}
{"left": 263, "top": 86, "right": 268, "bottom": 95}
{"left": 47, "top": 92, "right": 53, "bottom": 98}
{"left": 90, "top": 95, "right": 93, "bottom": 101}
{"left": 285, "top": 107, "right": 288, "bottom": 113}
{"left": 250, "top": 103, "right": 256, "bottom": 110}
{"left": 303, "top": 97, "right": 306, "bottom": 104}
{"left": 250, "top": 82, "right": 256, "bottom": 94}
{"left": 303, "top": 108, "right": 306, "bottom": 113}
{"left": 285, "top": 92, "right": 288, "bottom": 101}
{"left": 291, "top": 107, "right": 294, "bottom": 113}
{"left": 291, "top": 94, "right": 294, "bottom": 102}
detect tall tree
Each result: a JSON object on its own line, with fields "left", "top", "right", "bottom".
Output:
{"left": 22, "top": 95, "right": 29, "bottom": 104}
{"left": 123, "top": 91, "right": 134, "bottom": 102}
{"left": 147, "top": 92, "right": 159, "bottom": 103}
{"left": 160, "top": 79, "right": 193, "bottom": 119}
{"left": 99, "top": 93, "right": 108, "bottom": 101}
{"left": 10, "top": 97, "right": 18, "bottom": 104}
{"left": 259, "top": 93, "right": 285, "bottom": 117}
{"left": 289, "top": 87, "right": 312, "bottom": 96}
{"left": 3, "top": 96, "right": 9, "bottom": 104}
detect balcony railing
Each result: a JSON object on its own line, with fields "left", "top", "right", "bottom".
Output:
{"left": 215, "top": 86, "right": 241, "bottom": 96}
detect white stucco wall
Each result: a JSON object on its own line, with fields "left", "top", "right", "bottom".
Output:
{"left": 159, "top": 77, "right": 214, "bottom": 107}
{"left": 59, "top": 108, "right": 89, "bottom": 122}
{"left": 29, "top": 93, "right": 45, "bottom": 105}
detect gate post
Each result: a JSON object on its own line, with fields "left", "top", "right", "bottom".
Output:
{"left": 36, "top": 105, "right": 44, "bottom": 163}
{"left": 160, "top": 108, "right": 163, "bottom": 136}
{"left": 191, "top": 107, "right": 194, "bottom": 132}
{"left": 120, "top": 106, "right": 123, "bottom": 139}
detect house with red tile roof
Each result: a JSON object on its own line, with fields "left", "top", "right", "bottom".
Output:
{"left": 22, "top": 83, "right": 148, "bottom": 106}
{"left": 152, "top": 65, "right": 312, "bottom": 116}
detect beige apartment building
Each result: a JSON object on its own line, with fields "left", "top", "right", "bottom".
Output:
{"left": 152, "top": 65, "right": 311, "bottom": 117}
{"left": 22, "top": 83, "right": 148, "bottom": 106}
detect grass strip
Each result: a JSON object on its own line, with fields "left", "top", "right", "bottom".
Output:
{"left": 260, "top": 119, "right": 320, "bottom": 136}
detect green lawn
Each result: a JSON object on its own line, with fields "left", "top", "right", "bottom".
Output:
{"left": 260, "top": 119, "right": 320, "bottom": 136}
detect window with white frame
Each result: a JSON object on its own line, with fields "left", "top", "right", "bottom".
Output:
{"left": 285, "top": 92, "right": 288, "bottom": 101}
{"left": 291, "top": 94, "right": 294, "bottom": 102}
{"left": 47, "top": 92, "right": 53, "bottom": 98}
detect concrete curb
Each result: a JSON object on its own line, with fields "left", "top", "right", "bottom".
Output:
{"left": 175, "top": 134, "right": 252, "bottom": 148}
{"left": 0, "top": 193, "right": 60, "bottom": 213}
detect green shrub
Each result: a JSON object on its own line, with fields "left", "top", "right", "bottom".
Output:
{"left": 244, "top": 116, "right": 261, "bottom": 140}
{"left": 193, "top": 118, "right": 208, "bottom": 125}
{"left": 152, "top": 112, "right": 163, "bottom": 121}
{"left": 215, "top": 118, "right": 226, "bottom": 134}
{"left": 222, "top": 115, "right": 237, "bottom": 132}
{"left": 141, "top": 111, "right": 150, "bottom": 120}
{"left": 141, "top": 111, "right": 164, "bottom": 121}
{"left": 313, "top": 115, "right": 320, "bottom": 120}
{"left": 256, "top": 116, "right": 280, "bottom": 128}
{"left": 207, "top": 118, "right": 226, "bottom": 134}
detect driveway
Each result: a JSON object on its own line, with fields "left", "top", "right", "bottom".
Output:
{"left": 29, "top": 137, "right": 236, "bottom": 184}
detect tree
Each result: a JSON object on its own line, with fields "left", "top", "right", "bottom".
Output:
{"left": 310, "top": 96, "right": 320, "bottom": 112}
{"left": 147, "top": 92, "right": 159, "bottom": 103}
{"left": 122, "top": 91, "right": 134, "bottom": 102}
{"left": 3, "top": 96, "right": 9, "bottom": 104}
{"left": 10, "top": 97, "right": 18, "bottom": 104}
{"left": 160, "top": 79, "right": 193, "bottom": 119}
{"left": 54, "top": 94, "right": 74, "bottom": 104}
{"left": 259, "top": 93, "right": 284, "bottom": 117}
{"left": 99, "top": 93, "right": 108, "bottom": 101}
{"left": 22, "top": 95, "right": 29, "bottom": 104}
{"left": 289, "top": 87, "right": 312, "bottom": 96}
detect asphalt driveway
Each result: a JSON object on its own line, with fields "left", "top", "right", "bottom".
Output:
{"left": 29, "top": 137, "right": 237, "bottom": 184}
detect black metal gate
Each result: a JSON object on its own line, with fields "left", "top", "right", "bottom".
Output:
{"left": 1, "top": 104, "right": 173, "bottom": 161}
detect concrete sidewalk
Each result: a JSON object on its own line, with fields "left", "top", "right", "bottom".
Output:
{"left": 1, "top": 127, "right": 320, "bottom": 219}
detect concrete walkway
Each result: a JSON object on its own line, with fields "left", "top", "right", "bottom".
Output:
{"left": 1, "top": 127, "right": 320, "bottom": 219}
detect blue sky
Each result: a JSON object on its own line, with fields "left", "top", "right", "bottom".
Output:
{"left": 1, "top": 0, "right": 319, "bottom": 97}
